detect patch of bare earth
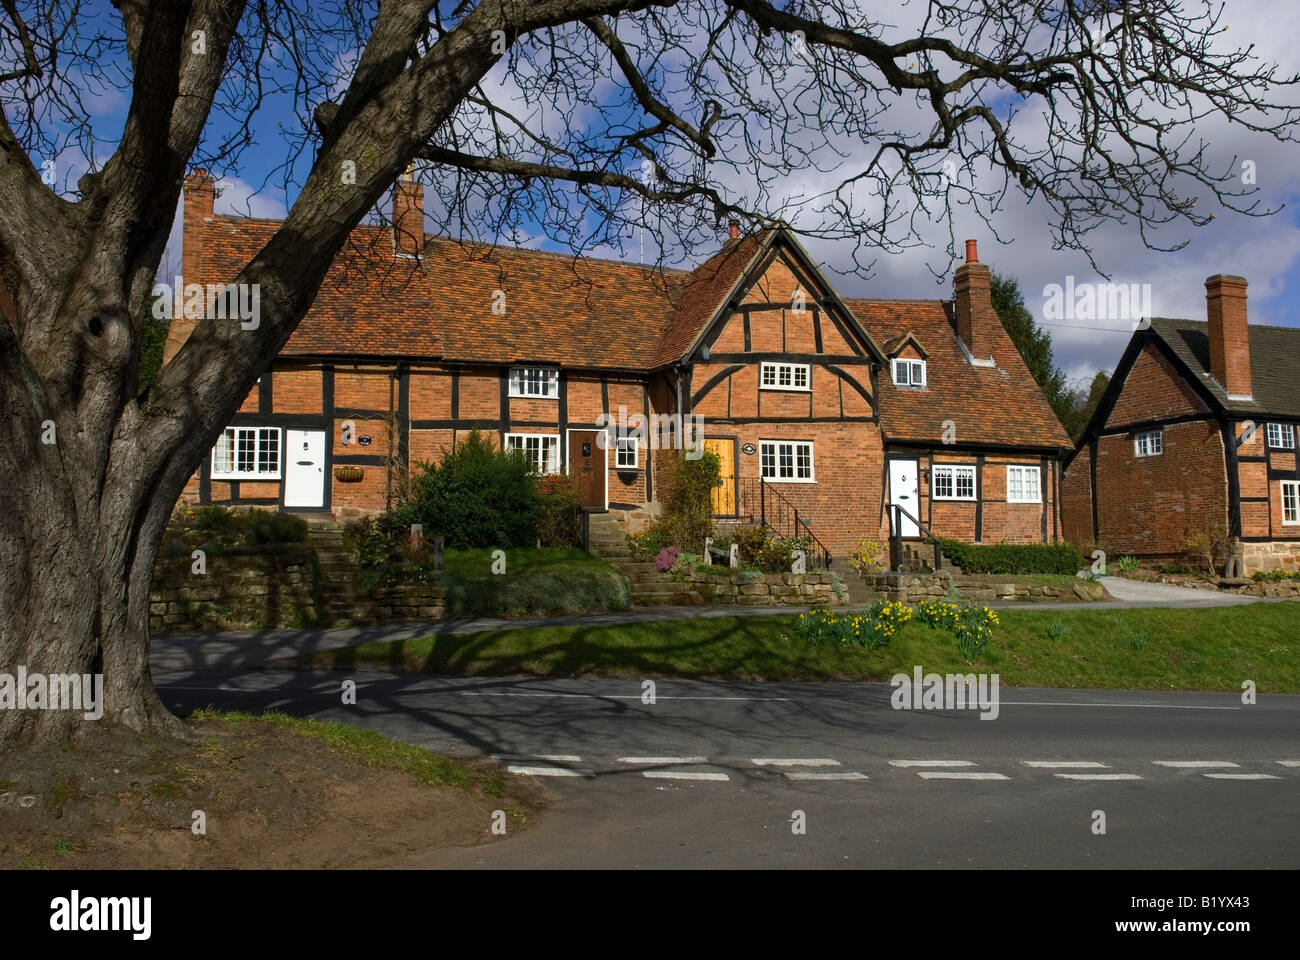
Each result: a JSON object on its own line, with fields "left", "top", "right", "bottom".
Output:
{"left": 0, "top": 720, "right": 549, "bottom": 869}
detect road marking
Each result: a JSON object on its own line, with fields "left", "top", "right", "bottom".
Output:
{"left": 459, "top": 692, "right": 793, "bottom": 701}
{"left": 1054, "top": 773, "right": 1143, "bottom": 781}
{"left": 493, "top": 754, "right": 582, "bottom": 763}
{"left": 751, "top": 758, "right": 842, "bottom": 767}
{"left": 998, "top": 701, "right": 1239, "bottom": 711}
{"left": 785, "top": 772, "right": 869, "bottom": 781}
{"left": 889, "top": 759, "right": 976, "bottom": 768}
{"left": 1277, "top": 760, "right": 1300, "bottom": 767}
{"left": 1022, "top": 761, "right": 1109, "bottom": 769}
{"left": 616, "top": 756, "right": 708, "bottom": 765}
{"left": 917, "top": 772, "right": 1010, "bottom": 780}
{"left": 1153, "top": 760, "right": 1239, "bottom": 768}
{"left": 506, "top": 765, "right": 594, "bottom": 778}
{"left": 643, "top": 771, "right": 730, "bottom": 781}
{"left": 1203, "top": 773, "right": 1280, "bottom": 780}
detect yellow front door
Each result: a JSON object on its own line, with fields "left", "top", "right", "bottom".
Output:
{"left": 704, "top": 438, "right": 736, "bottom": 516}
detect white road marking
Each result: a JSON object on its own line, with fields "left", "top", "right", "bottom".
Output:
{"left": 998, "top": 701, "right": 1239, "bottom": 711}
{"left": 1277, "top": 760, "right": 1300, "bottom": 767}
{"left": 1153, "top": 760, "right": 1239, "bottom": 768}
{"left": 785, "top": 772, "right": 869, "bottom": 781}
{"left": 1054, "top": 773, "right": 1143, "bottom": 781}
{"left": 1203, "top": 773, "right": 1280, "bottom": 780}
{"left": 917, "top": 771, "right": 1010, "bottom": 780}
{"left": 506, "top": 765, "right": 594, "bottom": 778}
{"left": 493, "top": 754, "right": 582, "bottom": 762}
{"left": 459, "top": 692, "right": 793, "bottom": 701}
{"left": 751, "top": 758, "right": 842, "bottom": 767}
{"left": 617, "top": 756, "right": 708, "bottom": 765}
{"left": 643, "top": 770, "right": 730, "bottom": 781}
{"left": 890, "top": 759, "right": 976, "bottom": 767}
{"left": 1022, "top": 761, "right": 1109, "bottom": 769}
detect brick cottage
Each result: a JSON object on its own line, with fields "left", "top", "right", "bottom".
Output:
{"left": 1061, "top": 276, "right": 1300, "bottom": 574}
{"left": 165, "top": 169, "right": 1073, "bottom": 563}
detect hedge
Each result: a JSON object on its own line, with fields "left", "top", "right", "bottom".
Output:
{"left": 939, "top": 539, "right": 1082, "bottom": 575}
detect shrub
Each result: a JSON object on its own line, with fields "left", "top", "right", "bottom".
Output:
{"left": 847, "top": 539, "right": 884, "bottom": 576}
{"left": 407, "top": 430, "right": 539, "bottom": 549}
{"left": 939, "top": 539, "right": 1082, "bottom": 575}
{"left": 536, "top": 474, "right": 583, "bottom": 548}
{"left": 655, "top": 546, "right": 680, "bottom": 572}
{"left": 1160, "top": 562, "right": 1194, "bottom": 575}
{"left": 661, "top": 451, "right": 720, "bottom": 552}
{"left": 1183, "top": 521, "right": 1231, "bottom": 576}
{"left": 247, "top": 508, "right": 308, "bottom": 545}
{"left": 1250, "top": 569, "right": 1299, "bottom": 582}
{"left": 1115, "top": 555, "right": 1140, "bottom": 572}
{"left": 727, "top": 525, "right": 808, "bottom": 573}
{"left": 344, "top": 515, "right": 402, "bottom": 568}
{"left": 628, "top": 522, "right": 672, "bottom": 559}
{"left": 195, "top": 505, "right": 240, "bottom": 532}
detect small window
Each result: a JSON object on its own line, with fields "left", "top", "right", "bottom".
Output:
{"left": 892, "top": 358, "right": 926, "bottom": 388}
{"left": 932, "top": 465, "right": 977, "bottom": 501}
{"left": 1134, "top": 429, "right": 1163, "bottom": 457}
{"left": 211, "top": 426, "right": 280, "bottom": 479}
{"left": 508, "top": 366, "right": 559, "bottom": 398}
{"left": 615, "top": 436, "right": 638, "bottom": 469}
{"left": 759, "top": 362, "right": 810, "bottom": 392}
{"left": 505, "top": 433, "right": 560, "bottom": 474}
{"left": 760, "top": 440, "right": 814, "bottom": 482}
{"left": 1282, "top": 481, "right": 1300, "bottom": 525}
{"left": 1006, "top": 465, "right": 1041, "bottom": 503}
{"left": 1266, "top": 423, "right": 1296, "bottom": 450}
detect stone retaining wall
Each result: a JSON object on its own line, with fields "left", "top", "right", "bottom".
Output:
{"left": 150, "top": 550, "right": 318, "bottom": 632}
{"left": 655, "top": 570, "right": 843, "bottom": 606}
{"left": 371, "top": 583, "right": 447, "bottom": 620}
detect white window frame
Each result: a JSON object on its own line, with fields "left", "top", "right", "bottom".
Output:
{"left": 1134, "top": 429, "right": 1163, "bottom": 457}
{"left": 759, "top": 440, "right": 815, "bottom": 483}
{"left": 759, "top": 362, "right": 811, "bottom": 392}
{"left": 210, "top": 426, "right": 281, "bottom": 480}
{"left": 1282, "top": 481, "right": 1300, "bottom": 526}
{"left": 615, "top": 436, "right": 638, "bottom": 469}
{"left": 891, "top": 357, "right": 926, "bottom": 388}
{"left": 931, "top": 464, "right": 977, "bottom": 501}
{"left": 505, "top": 432, "right": 561, "bottom": 475}
{"left": 1266, "top": 422, "right": 1296, "bottom": 450}
{"left": 1005, "top": 464, "right": 1042, "bottom": 504}
{"left": 508, "top": 366, "right": 560, "bottom": 399}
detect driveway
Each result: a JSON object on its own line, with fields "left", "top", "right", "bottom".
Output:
{"left": 1096, "top": 575, "right": 1257, "bottom": 607}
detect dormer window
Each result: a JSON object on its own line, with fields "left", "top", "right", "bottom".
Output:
{"left": 892, "top": 358, "right": 926, "bottom": 388}
{"left": 760, "top": 362, "right": 810, "bottom": 391}
{"left": 509, "top": 366, "right": 559, "bottom": 398}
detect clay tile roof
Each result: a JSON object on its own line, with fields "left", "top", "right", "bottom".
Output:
{"left": 1149, "top": 317, "right": 1300, "bottom": 418}
{"left": 845, "top": 298, "right": 1073, "bottom": 451}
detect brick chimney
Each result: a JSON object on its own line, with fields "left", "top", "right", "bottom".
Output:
{"left": 1205, "top": 274, "right": 1252, "bottom": 399}
{"left": 392, "top": 166, "right": 424, "bottom": 258}
{"left": 728, "top": 219, "right": 740, "bottom": 240}
{"left": 162, "top": 169, "right": 216, "bottom": 365}
{"left": 953, "top": 238, "right": 996, "bottom": 361}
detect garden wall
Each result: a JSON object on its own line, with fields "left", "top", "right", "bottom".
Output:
{"left": 150, "top": 549, "right": 319, "bottom": 632}
{"left": 647, "top": 570, "right": 843, "bottom": 606}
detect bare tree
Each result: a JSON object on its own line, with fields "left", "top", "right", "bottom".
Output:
{"left": 1, "top": 0, "right": 1295, "bottom": 746}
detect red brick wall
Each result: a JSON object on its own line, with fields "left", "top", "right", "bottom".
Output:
{"left": 1060, "top": 453, "right": 1093, "bottom": 546}
{"left": 1106, "top": 343, "right": 1209, "bottom": 428}
{"left": 892, "top": 451, "right": 1057, "bottom": 545}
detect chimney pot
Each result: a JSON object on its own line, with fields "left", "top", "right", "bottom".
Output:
{"left": 728, "top": 219, "right": 740, "bottom": 240}
{"left": 965, "top": 239, "right": 978, "bottom": 263}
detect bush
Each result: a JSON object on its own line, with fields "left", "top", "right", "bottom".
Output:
{"left": 727, "top": 525, "right": 808, "bottom": 573}
{"left": 406, "top": 430, "right": 539, "bottom": 549}
{"left": 1160, "top": 562, "right": 1194, "bottom": 575}
{"left": 247, "top": 508, "right": 308, "bottom": 545}
{"left": 195, "top": 505, "right": 240, "bottom": 532}
{"left": 939, "top": 539, "right": 1082, "bottom": 575}
{"left": 1251, "top": 569, "right": 1300, "bottom": 582}
{"left": 661, "top": 451, "right": 720, "bottom": 552}
{"left": 847, "top": 539, "right": 884, "bottom": 576}
{"left": 628, "top": 522, "right": 672, "bottom": 559}
{"left": 344, "top": 515, "right": 402, "bottom": 568}
{"left": 536, "top": 474, "right": 582, "bottom": 548}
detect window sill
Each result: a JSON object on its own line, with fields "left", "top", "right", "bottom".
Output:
{"left": 760, "top": 477, "right": 816, "bottom": 484}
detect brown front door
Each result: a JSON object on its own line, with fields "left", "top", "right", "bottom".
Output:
{"left": 568, "top": 431, "right": 606, "bottom": 509}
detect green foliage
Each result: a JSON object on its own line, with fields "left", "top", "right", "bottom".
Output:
{"left": 661, "top": 451, "right": 720, "bottom": 551}
{"left": 915, "top": 598, "right": 961, "bottom": 631}
{"left": 247, "top": 508, "right": 308, "bottom": 544}
{"left": 1160, "top": 562, "right": 1194, "bottom": 575}
{"left": 628, "top": 522, "right": 672, "bottom": 559}
{"left": 847, "top": 538, "right": 884, "bottom": 575}
{"left": 939, "top": 539, "right": 1082, "bottom": 575}
{"left": 1128, "top": 633, "right": 1150, "bottom": 652}
{"left": 438, "top": 567, "right": 630, "bottom": 617}
{"left": 536, "top": 474, "right": 583, "bottom": 548}
{"left": 1046, "top": 621, "right": 1068, "bottom": 642}
{"left": 344, "top": 515, "right": 403, "bottom": 568}
{"left": 406, "top": 430, "right": 539, "bottom": 549}
{"left": 721, "top": 525, "right": 810, "bottom": 573}
{"left": 137, "top": 307, "right": 170, "bottom": 397}
{"left": 794, "top": 601, "right": 913, "bottom": 649}
{"left": 954, "top": 603, "right": 998, "bottom": 659}
{"left": 1115, "top": 555, "right": 1140, "bottom": 572}
{"left": 991, "top": 272, "right": 1069, "bottom": 421}
{"left": 195, "top": 505, "right": 239, "bottom": 532}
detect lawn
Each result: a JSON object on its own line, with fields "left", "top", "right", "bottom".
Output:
{"left": 296, "top": 602, "right": 1300, "bottom": 692}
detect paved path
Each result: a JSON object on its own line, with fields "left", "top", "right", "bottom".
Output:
{"left": 151, "top": 582, "right": 1272, "bottom": 671}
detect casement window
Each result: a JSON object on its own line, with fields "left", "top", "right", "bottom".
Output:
{"left": 760, "top": 440, "right": 815, "bottom": 482}
{"left": 505, "top": 433, "right": 561, "bottom": 474}
{"left": 891, "top": 358, "right": 926, "bottom": 388}
{"left": 615, "top": 436, "right": 638, "bottom": 469}
{"left": 1134, "top": 429, "right": 1163, "bottom": 457}
{"left": 211, "top": 426, "right": 281, "bottom": 480}
{"left": 1282, "top": 481, "right": 1300, "bottom": 525}
{"left": 932, "top": 465, "right": 977, "bottom": 501}
{"left": 508, "top": 366, "right": 559, "bottom": 398}
{"left": 759, "top": 362, "right": 810, "bottom": 391}
{"left": 1266, "top": 423, "right": 1296, "bottom": 450}
{"left": 1005, "top": 464, "right": 1041, "bottom": 503}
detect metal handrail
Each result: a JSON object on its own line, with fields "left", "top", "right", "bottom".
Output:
{"left": 736, "top": 477, "right": 832, "bottom": 569}
{"left": 887, "top": 503, "right": 944, "bottom": 572}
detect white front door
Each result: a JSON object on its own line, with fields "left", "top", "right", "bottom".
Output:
{"left": 889, "top": 459, "right": 920, "bottom": 538}
{"left": 284, "top": 429, "right": 326, "bottom": 508}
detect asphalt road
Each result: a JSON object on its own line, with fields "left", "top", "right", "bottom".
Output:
{"left": 156, "top": 668, "right": 1300, "bottom": 868}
